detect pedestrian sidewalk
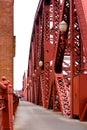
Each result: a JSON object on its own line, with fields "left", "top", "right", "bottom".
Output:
{"left": 14, "top": 101, "right": 87, "bottom": 130}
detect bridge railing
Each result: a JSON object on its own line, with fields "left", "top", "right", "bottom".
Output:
{"left": 0, "top": 76, "right": 19, "bottom": 130}
{"left": 13, "top": 93, "right": 19, "bottom": 116}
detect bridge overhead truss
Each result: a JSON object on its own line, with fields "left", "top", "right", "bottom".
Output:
{"left": 25, "top": 0, "right": 87, "bottom": 121}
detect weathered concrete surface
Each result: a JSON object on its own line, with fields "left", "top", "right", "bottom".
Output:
{"left": 14, "top": 101, "right": 87, "bottom": 130}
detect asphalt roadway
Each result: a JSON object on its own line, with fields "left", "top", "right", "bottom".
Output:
{"left": 14, "top": 101, "right": 87, "bottom": 130}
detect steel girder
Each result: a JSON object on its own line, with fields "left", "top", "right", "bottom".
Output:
{"left": 26, "top": 0, "right": 87, "bottom": 121}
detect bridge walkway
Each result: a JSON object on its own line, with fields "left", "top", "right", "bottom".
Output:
{"left": 13, "top": 101, "right": 87, "bottom": 130}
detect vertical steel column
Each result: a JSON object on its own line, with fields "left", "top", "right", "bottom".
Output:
{"left": 42, "top": 1, "right": 54, "bottom": 108}
{"left": 70, "top": 0, "right": 74, "bottom": 118}
{"left": 31, "top": 41, "right": 35, "bottom": 103}
{"left": 51, "top": 0, "right": 61, "bottom": 111}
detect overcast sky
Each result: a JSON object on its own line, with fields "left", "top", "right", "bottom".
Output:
{"left": 14, "top": 0, "right": 40, "bottom": 90}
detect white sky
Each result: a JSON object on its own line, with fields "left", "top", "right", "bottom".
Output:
{"left": 14, "top": 0, "right": 40, "bottom": 90}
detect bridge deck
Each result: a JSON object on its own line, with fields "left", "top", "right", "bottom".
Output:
{"left": 14, "top": 101, "right": 87, "bottom": 130}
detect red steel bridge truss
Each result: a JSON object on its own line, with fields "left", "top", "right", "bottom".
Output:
{"left": 22, "top": 0, "right": 87, "bottom": 121}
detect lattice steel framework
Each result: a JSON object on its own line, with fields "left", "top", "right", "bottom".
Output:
{"left": 25, "top": 0, "right": 87, "bottom": 121}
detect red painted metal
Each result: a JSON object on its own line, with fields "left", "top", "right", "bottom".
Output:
{"left": 0, "top": 76, "right": 19, "bottom": 130}
{"left": 80, "top": 103, "right": 87, "bottom": 121}
{"left": 22, "top": 72, "right": 27, "bottom": 101}
{"left": 13, "top": 93, "right": 19, "bottom": 116}
{"left": 52, "top": 83, "right": 61, "bottom": 111}
{"left": 74, "top": 0, "right": 87, "bottom": 59}
{"left": 73, "top": 73, "right": 87, "bottom": 120}
{"left": 24, "top": 0, "right": 87, "bottom": 122}
{"left": 55, "top": 73, "right": 70, "bottom": 116}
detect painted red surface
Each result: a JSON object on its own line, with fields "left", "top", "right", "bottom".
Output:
{"left": 81, "top": 0, "right": 87, "bottom": 22}
{"left": 22, "top": 0, "right": 87, "bottom": 122}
